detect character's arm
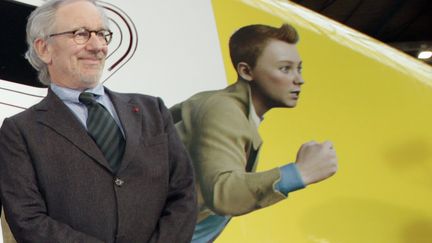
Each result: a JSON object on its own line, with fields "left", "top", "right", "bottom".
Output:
{"left": 189, "top": 99, "right": 288, "bottom": 216}
{"left": 190, "top": 98, "right": 338, "bottom": 216}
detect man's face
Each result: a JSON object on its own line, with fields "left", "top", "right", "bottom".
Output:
{"left": 41, "top": 1, "right": 108, "bottom": 89}
{"left": 250, "top": 39, "right": 304, "bottom": 109}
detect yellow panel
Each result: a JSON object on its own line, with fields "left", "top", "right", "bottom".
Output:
{"left": 211, "top": 0, "right": 432, "bottom": 242}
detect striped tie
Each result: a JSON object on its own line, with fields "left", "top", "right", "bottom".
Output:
{"left": 79, "top": 92, "right": 125, "bottom": 173}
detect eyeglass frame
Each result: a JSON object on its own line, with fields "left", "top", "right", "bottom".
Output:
{"left": 48, "top": 27, "right": 113, "bottom": 45}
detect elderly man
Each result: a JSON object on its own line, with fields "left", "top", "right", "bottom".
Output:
{"left": 170, "top": 23, "right": 338, "bottom": 242}
{"left": 0, "top": 0, "right": 196, "bottom": 242}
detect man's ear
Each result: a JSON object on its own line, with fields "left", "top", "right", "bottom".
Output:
{"left": 34, "top": 38, "right": 52, "bottom": 64}
{"left": 237, "top": 62, "right": 253, "bottom": 81}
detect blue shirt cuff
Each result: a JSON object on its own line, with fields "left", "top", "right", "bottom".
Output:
{"left": 275, "top": 163, "right": 305, "bottom": 196}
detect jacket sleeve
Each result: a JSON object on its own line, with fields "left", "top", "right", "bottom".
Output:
{"left": 188, "top": 98, "right": 286, "bottom": 216}
{"left": 148, "top": 98, "right": 197, "bottom": 243}
{"left": 0, "top": 118, "right": 104, "bottom": 243}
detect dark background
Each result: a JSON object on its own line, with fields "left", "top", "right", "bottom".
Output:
{"left": 293, "top": 0, "right": 432, "bottom": 64}
{"left": 1, "top": 0, "right": 431, "bottom": 88}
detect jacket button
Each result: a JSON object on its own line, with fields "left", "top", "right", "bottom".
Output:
{"left": 114, "top": 178, "right": 124, "bottom": 187}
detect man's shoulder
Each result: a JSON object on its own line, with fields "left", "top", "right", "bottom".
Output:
{"left": 0, "top": 100, "right": 45, "bottom": 132}
{"left": 109, "top": 90, "right": 156, "bottom": 100}
{"left": 109, "top": 90, "right": 162, "bottom": 107}
{"left": 5, "top": 95, "right": 49, "bottom": 120}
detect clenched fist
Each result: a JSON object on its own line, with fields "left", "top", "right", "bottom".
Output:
{"left": 295, "top": 141, "right": 338, "bottom": 186}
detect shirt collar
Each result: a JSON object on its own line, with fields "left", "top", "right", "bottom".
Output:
{"left": 249, "top": 101, "right": 262, "bottom": 128}
{"left": 247, "top": 85, "right": 262, "bottom": 128}
{"left": 84, "top": 83, "right": 105, "bottom": 97}
{"left": 50, "top": 83, "right": 105, "bottom": 103}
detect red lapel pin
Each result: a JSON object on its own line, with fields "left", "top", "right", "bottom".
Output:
{"left": 132, "top": 107, "right": 139, "bottom": 113}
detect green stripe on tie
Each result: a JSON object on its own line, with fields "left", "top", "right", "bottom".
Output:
{"left": 79, "top": 92, "right": 125, "bottom": 173}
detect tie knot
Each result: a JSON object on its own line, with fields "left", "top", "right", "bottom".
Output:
{"left": 79, "top": 92, "right": 97, "bottom": 106}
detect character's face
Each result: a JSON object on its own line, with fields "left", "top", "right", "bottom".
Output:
{"left": 37, "top": 1, "right": 108, "bottom": 90}
{"left": 244, "top": 39, "right": 304, "bottom": 112}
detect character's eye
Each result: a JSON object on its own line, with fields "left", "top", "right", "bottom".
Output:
{"left": 279, "top": 66, "right": 291, "bottom": 73}
{"left": 298, "top": 66, "right": 303, "bottom": 74}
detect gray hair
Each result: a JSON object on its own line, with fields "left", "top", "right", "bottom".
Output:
{"left": 25, "top": 0, "right": 109, "bottom": 85}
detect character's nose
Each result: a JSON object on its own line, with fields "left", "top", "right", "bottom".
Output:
{"left": 294, "top": 71, "right": 304, "bottom": 85}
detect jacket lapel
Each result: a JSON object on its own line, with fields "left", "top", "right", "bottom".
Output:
{"left": 35, "top": 89, "right": 112, "bottom": 172}
{"left": 107, "top": 90, "right": 142, "bottom": 174}
{"left": 236, "top": 80, "right": 262, "bottom": 170}
{"left": 239, "top": 81, "right": 262, "bottom": 151}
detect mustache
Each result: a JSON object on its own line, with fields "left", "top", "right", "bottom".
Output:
{"left": 79, "top": 52, "right": 106, "bottom": 60}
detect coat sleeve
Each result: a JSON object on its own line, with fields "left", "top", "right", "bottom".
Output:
{"left": 148, "top": 98, "right": 197, "bottom": 243}
{"left": 0, "top": 118, "right": 104, "bottom": 243}
{"left": 189, "top": 98, "right": 286, "bottom": 216}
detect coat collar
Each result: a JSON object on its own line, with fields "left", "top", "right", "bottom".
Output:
{"left": 226, "top": 80, "right": 262, "bottom": 150}
{"left": 106, "top": 89, "right": 142, "bottom": 174}
{"left": 34, "top": 88, "right": 142, "bottom": 175}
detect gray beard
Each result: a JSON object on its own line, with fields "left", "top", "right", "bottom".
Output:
{"left": 78, "top": 70, "right": 103, "bottom": 88}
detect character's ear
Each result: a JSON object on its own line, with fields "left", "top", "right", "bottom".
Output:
{"left": 237, "top": 62, "right": 253, "bottom": 82}
{"left": 34, "top": 38, "right": 52, "bottom": 64}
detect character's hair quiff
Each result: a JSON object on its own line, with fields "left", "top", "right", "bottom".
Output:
{"left": 229, "top": 23, "right": 299, "bottom": 70}
{"left": 25, "top": 0, "right": 109, "bottom": 85}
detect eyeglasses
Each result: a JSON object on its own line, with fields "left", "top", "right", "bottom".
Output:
{"left": 48, "top": 28, "right": 113, "bottom": 45}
